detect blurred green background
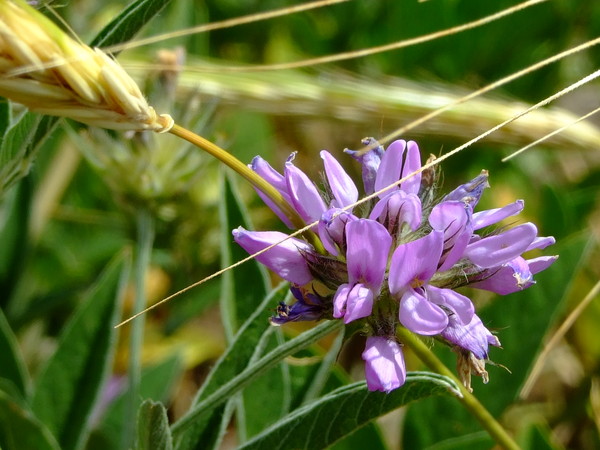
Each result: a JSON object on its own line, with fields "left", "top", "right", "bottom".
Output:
{"left": 1, "top": 0, "right": 599, "bottom": 448}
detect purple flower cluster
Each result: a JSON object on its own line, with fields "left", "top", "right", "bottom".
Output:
{"left": 232, "top": 138, "right": 557, "bottom": 393}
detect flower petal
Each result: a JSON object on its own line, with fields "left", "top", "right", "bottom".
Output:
{"left": 318, "top": 208, "right": 357, "bottom": 256}
{"left": 374, "top": 140, "right": 406, "bottom": 197}
{"left": 344, "top": 137, "right": 384, "bottom": 195}
{"left": 232, "top": 227, "right": 313, "bottom": 285}
{"left": 346, "top": 219, "right": 392, "bottom": 289}
{"left": 400, "top": 140, "right": 422, "bottom": 195}
{"left": 469, "top": 256, "right": 534, "bottom": 294}
{"left": 441, "top": 314, "right": 500, "bottom": 360}
{"left": 321, "top": 150, "right": 358, "bottom": 208}
{"left": 472, "top": 200, "right": 524, "bottom": 230}
{"left": 285, "top": 160, "right": 327, "bottom": 224}
{"left": 362, "top": 336, "right": 406, "bottom": 392}
{"left": 344, "top": 283, "right": 374, "bottom": 323}
{"left": 426, "top": 286, "right": 474, "bottom": 324}
{"left": 369, "top": 191, "right": 422, "bottom": 232}
{"left": 389, "top": 231, "right": 444, "bottom": 294}
{"left": 399, "top": 288, "right": 448, "bottom": 335}
{"left": 464, "top": 222, "right": 538, "bottom": 268}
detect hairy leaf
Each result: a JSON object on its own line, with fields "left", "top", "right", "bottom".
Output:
{"left": 239, "top": 374, "right": 460, "bottom": 450}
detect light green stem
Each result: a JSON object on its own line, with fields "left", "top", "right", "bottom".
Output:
{"left": 171, "top": 320, "right": 343, "bottom": 438}
{"left": 396, "top": 327, "right": 520, "bottom": 450}
{"left": 169, "top": 124, "right": 304, "bottom": 228}
{"left": 123, "top": 209, "right": 155, "bottom": 448}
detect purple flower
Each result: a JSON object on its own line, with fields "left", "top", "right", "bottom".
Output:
{"left": 270, "top": 286, "right": 327, "bottom": 325}
{"left": 441, "top": 313, "right": 501, "bottom": 360}
{"left": 362, "top": 336, "right": 406, "bottom": 392}
{"left": 333, "top": 219, "right": 392, "bottom": 323}
{"left": 469, "top": 255, "right": 558, "bottom": 294}
{"left": 234, "top": 137, "right": 558, "bottom": 394}
{"left": 232, "top": 227, "right": 313, "bottom": 285}
{"left": 389, "top": 231, "right": 474, "bottom": 335}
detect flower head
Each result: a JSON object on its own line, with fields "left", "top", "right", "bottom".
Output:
{"left": 234, "top": 138, "right": 557, "bottom": 392}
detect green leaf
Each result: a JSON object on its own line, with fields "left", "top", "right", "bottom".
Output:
{"left": 403, "top": 233, "right": 590, "bottom": 447}
{"left": 88, "top": 353, "right": 183, "bottom": 450}
{"left": 0, "top": 308, "right": 29, "bottom": 398}
{"left": 0, "top": 390, "right": 60, "bottom": 450}
{"left": 218, "top": 173, "right": 287, "bottom": 441}
{"left": 135, "top": 400, "right": 173, "bottom": 450}
{"left": 90, "top": 0, "right": 173, "bottom": 48}
{"left": 173, "top": 283, "right": 289, "bottom": 450}
{"left": 219, "top": 172, "right": 269, "bottom": 339}
{"left": 0, "top": 113, "right": 59, "bottom": 196}
{"left": 172, "top": 320, "right": 343, "bottom": 448}
{"left": 31, "top": 252, "right": 130, "bottom": 450}
{"left": 239, "top": 328, "right": 292, "bottom": 440}
{"left": 0, "top": 101, "right": 10, "bottom": 139}
{"left": 238, "top": 373, "right": 460, "bottom": 450}
{"left": 0, "top": 180, "right": 32, "bottom": 311}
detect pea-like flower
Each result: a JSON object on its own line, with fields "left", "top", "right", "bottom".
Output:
{"left": 233, "top": 137, "right": 557, "bottom": 392}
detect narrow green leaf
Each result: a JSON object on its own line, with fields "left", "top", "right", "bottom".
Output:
{"left": 239, "top": 374, "right": 460, "bottom": 450}
{"left": 0, "top": 180, "right": 32, "bottom": 311}
{"left": 240, "top": 327, "right": 292, "bottom": 440}
{"left": 0, "top": 113, "right": 56, "bottom": 196}
{"left": 0, "top": 101, "right": 10, "bottom": 140}
{"left": 0, "top": 390, "right": 60, "bottom": 450}
{"left": 90, "top": 0, "right": 173, "bottom": 48}
{"left": 219, "top": 172, "right": 269, "bottom": 339}
{"left": 135, "top": 400, "right": 173, "bottom": 450}
{"left": 173, "top": 283, "right": 289, "bottom": 450}
{"left": 0, "top": 308, "right": 29, "bottom": 398}
{"left": 172, "top": 320, "right": 343, "bottom": 447}
{"left": 218, "top": 173, "right": 286, "bottom": 442}
{"left": 31, "top": 252, "right": 130, "bottom": 450}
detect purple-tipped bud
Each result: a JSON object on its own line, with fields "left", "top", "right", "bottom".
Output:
{"left": 443, "top": 170, "right": 489, "bottom": 207}
{"left": 362, "top": 336, "right": 406, "bottom": 392}
{"left": 344, "top": 137, "right": 384, "bottom": 195}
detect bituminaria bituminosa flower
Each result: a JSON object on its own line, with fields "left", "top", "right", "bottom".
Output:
{"left": 233, "top": 138, "right": 557, "bottom": 393}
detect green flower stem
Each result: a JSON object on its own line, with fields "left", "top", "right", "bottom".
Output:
{"left": 171, "top": 320, "right": 343, "bottom": 438}
{"left": 169, "top": 124, "right": 304, "bottom": 228}
{"left": 396, "top": 327, "right": 519, "bottom": 450}
{"left": 123, "top": 209, "right": 155, "bottom": 448}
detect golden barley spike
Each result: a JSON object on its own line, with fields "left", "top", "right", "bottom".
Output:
{"left": 0, "top": 0, "right": 173, "bottom": 132}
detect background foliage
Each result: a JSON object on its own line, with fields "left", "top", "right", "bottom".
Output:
{"left": 0, "top": 0, "right": 599, "bottom": 449}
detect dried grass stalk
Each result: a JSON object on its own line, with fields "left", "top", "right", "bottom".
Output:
{"left": 0, "top": 0, "right": 173, "bottom": 132}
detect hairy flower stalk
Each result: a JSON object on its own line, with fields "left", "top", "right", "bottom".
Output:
{"left": 0, "top": 0, "right": 173, "bottom": 132}
{"left": 233, "top": 137, "right": 558, "bottom": 393}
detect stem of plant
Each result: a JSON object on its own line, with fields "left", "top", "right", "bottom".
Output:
{"left": 123, "top": 208, "right": 155, "bottom": 447}
{"left": 169, "top": 124, "right": 302, "bottom": 226}
{"left": 396, "top": 326, "right": 520, "bottom": 450}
